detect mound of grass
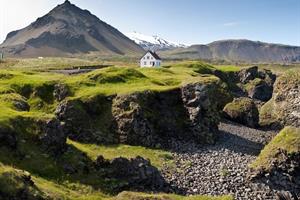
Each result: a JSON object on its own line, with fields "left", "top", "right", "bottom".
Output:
{"left": 68, "top": 139, "right": 173, "bottom": 169}
{"left": 251, "top": 126, "right": 300, "bottom": 170}
{"left": 87, "top": 67, "right": 147, "bottom": 84}
{"left": 114, "top": 191, "right": 233, "bottom": 200}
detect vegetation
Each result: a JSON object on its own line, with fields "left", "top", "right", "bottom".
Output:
{"left": 113, "top": 191, "right": 233, "bottom": 200}
{"left": 251, "top": 126, "right": 300, "bottom": 170}
{"left": 1, "top": 58, "right": 296, "bottom": 199}
{"left": 68, "top": 139, "right": 174, "bottom": 169}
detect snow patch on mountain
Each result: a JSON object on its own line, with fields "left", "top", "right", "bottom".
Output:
{"left": 126, "top": 31, "right": 187, "bottom": 50}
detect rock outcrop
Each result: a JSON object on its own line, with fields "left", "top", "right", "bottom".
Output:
{"left": 112, "top": 82, "right": 230, "bottom": 147}
{"left": 108, "top": 156, "right": 166, "bottom": 191}
{"left": 0, "top": 167, "right": 44, "bottom": 200}
{"left": 260, "top": 70, "right": 300, "bottom": 127}
{"left": 55, "top": 96, "right": 115, "bottom": 144}
{"left": 53, "top": 83, "right": 70, "bottom": 101}
{"left": 223, "top": 97, "right": 259, "bottom": 128}
{"left": 55, "top": 81, "right": 230, "bottom": 147}
{"left": 37, "top": 118, "right": 66, "bottom": 154}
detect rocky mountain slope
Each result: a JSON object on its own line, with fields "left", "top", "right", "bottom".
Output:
{"left": 161, "top": 40, "right": 300, "bottom": 63}
{"left": 0, "top": 0, "right": 144, "bottom": 57}
{"left": 126, "top": 31, "right": 187, "bottom": 50}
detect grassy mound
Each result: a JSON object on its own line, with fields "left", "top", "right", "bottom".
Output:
{"left": 251, "top": 126, "right": 300, "bottom": 170}
{"left": 87, "top": 68, "right": 147, "bottom": 84}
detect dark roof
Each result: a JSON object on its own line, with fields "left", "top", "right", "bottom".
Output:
{"left": 149, "top": 51, "right": 161, "bottom": 60}
{"left": 141, "top": 51, "right": 161, "bottom": 60}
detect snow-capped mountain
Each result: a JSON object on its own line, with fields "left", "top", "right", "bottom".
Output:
{"left": 126, "top": 31, "right": 187, "bottom": 51}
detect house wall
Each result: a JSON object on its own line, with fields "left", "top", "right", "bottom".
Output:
{"left": 140, "top": 52, "right": 161, "bottom": 67}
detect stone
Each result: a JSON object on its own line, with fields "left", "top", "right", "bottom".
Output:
{"left": 247, "top": 80, "right": 273, "bottom": 101}
{"left": 223, "top": 97, "right": 259, "bottom": 128}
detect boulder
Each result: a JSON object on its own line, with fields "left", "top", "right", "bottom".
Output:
{"left": 246, "top": 79, "right": 273, "bottom": 101}
{"left": 53, "top": 83, "right": 69, "bottom": 101}
{"left": 38, "top": 118, "right": 66, "bottom": 154}
{"left": 223, "top": 97, "right": 259, "bottom": 128}
{"left": 0, "top": 126, "right": 17, "bottom": 149}
{"left": 109, "top": 156, "right": 166, "bottom": 191}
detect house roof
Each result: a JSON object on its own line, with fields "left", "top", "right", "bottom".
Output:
{"left": 141, "top": 51, "right": 161, "bottom": 60}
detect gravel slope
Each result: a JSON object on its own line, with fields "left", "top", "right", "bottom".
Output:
{"left": 162, "top": 120, "right": 284, "bottom": 200}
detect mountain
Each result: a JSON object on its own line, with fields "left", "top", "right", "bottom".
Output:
{"left": 126, "top": 31, "right": 187, "bottom": 51}
{"left": 161, "top": 39, "right": 300, "bottom": 63}
{"left": 0, "top": 0, "right": 144, "bottom": 57}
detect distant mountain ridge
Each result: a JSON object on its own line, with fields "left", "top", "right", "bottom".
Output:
{"left": 0, "top": 0, "right": 144, "bottom": 57}
{"left": 126, "top": 31, "right": 187, "bottom": 51}
{"left": 161, "top": 39, "right": 300, "bottom": 63}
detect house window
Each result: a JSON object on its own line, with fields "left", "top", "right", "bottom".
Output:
{"left": 144, "top": 62, "right": 147, "bottom": 65}
{"left": 147, "top": 56, "right": 150, "bottom": 59}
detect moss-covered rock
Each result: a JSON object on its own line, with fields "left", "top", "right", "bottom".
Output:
{"left": 244, "top": 78, "right": 273, "bottom": 101}
{"left": 223, "top": 97, "right": 259, "bottom": 128}
{"left": 0, "top": 165, "right": 45, "bottom": 200}
{"left": 112, "top": 80, "right": 230, "bottom": 147}
{"left": 259, "top": 69, "right": 300, "bottom": 127}
{"left": 250, "top": 127, "right": 300, "bottom": 193}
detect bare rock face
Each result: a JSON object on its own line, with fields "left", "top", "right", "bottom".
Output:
{"left": 223, "top": 97, "right": 259, "bottom": 128}
{"left": 37, "top": 118, "right": 66, "bottom": 154}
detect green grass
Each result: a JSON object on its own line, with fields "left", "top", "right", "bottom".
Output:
{"left": 251, "top": 126, "right": 300, "bottom": 170}
{"left": 0, "top": 58, "right": 258, "bottom": 200}
{"left": 214, "top": 65, "right": 241, "bottom": 72}
{"left": 113, "top": 191, "right": 233, "bottom": 200}
{"left": 68, "top": 140, "right": 173, "bottom": 169}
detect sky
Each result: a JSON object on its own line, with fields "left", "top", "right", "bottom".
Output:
{"left": 0, "top": 0, "right": 300, "bottom": 46}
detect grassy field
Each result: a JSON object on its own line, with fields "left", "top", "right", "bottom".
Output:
{"left": 0, "top": 57, "right": 298, "bottom": 199}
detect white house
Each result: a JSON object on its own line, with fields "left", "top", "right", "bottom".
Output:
{"left": 140, "top": 51, "right": 162, "bottom": 67}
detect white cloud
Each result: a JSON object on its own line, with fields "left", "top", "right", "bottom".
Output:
{"left": 223, "top": 22, "right": 239, "bottom": 27}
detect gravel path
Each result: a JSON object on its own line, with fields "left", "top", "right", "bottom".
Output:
{"left": 162, "top": 120, "right": 282, "bottom": 200}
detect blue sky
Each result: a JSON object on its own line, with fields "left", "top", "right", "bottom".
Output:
{"left": 0, "top": 0, "right": 300, "bottom": 45}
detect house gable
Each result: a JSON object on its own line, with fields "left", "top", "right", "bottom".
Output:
{"left": 140, "top": 51, "right": 162, "bottom": 68}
